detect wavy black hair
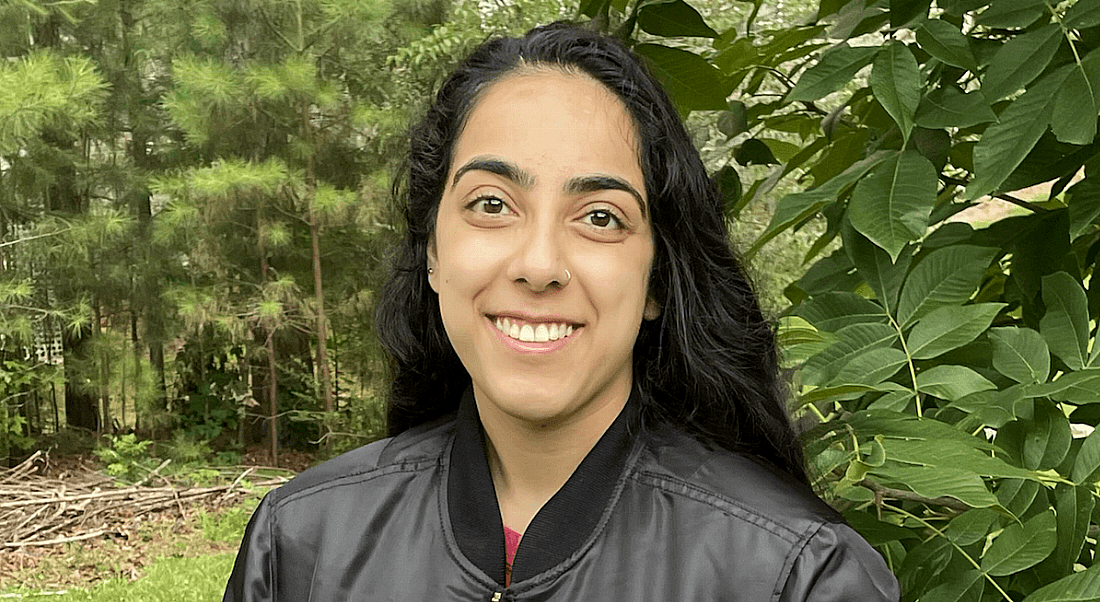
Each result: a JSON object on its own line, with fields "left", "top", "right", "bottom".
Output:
{"left": 375, "top": 22, "right": 809, "bottom": 486}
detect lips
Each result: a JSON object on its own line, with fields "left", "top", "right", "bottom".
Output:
{"left": 492, "top": 316, "right": 577, "bottom": 343}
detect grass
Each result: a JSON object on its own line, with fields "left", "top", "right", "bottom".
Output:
{"left": 2, "top": 553, "right": 236, "bottom": 601}
{"left": 1, "top": 495, "right": 261, "bottom": 601}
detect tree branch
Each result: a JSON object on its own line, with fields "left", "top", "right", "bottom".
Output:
{"left": 859, "top": 478, "right": 971, "bottom": 512}
{"left": 941, "top": 175, "right": 1053, "bottom": 213}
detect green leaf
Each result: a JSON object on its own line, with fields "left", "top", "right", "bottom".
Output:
{"left": 906, "top": 303, "right": 1004, "bottom": 360}
{"left": 896, "top": 245, "right": 998, "bottom": 327}
{"left": 969, "top": 66, "right": 1069, "bottom": 200}
{"left": 832, "top": 347, "right": 909, "bottom": 386}
{"left": 946, "top": 509, "right": 999, "bottom": 545}
{"left": 848, "top": 151, "right": 938, "bottom": 261}
{"left": 735, "top": 138, "right": 778, "bottom": 165}
{"left": 878, "top": 438, "right": 1035, "bottom": 479}
{"left": 796, "top": 292, "right": 891, "bottom": 331}
{"left": 637, "top": 0, "right": 719, "bottom": 38}
{"left": 989, "top": 327, "right": 1051, "bottom": 384}
{"left": 1071, "top": 426, "right": 1100, "bottom": 484}
{"left": 1027, "top": 370, "right": 1100, "bottom": 404}
{"left": 798, "top": 383, "right": 880, "bottom": 406}
{"left": 975, "top": 0, "right": 1045, "bottom": 28}
{"left": 844, "top": 511, "right": 920, "bottom": 545}
{"left": 873, "top": 464, "right": 1000, "bottom": 508}
{"left": 915, "top": 19, "right": 978, "bottom": 72}
{"left": 1068, "top": 176, "right": 1100, "bottom": 239}
{"left": 1064, "top": 0, "right": 1100, "bottom": 29}
{"left": 1023, "top": 564, "right": 1100, "bottom": 602}
{"left": 919, "top": 569, "right": 984, "bottom": 602}
{"left": 752, "top": 153, "right": 888, "bottom": 254}
{"left": 916, "top": 365, "right": 996, "bottom": 401}
{"left": 1052, "top": 49, "right": 1100, "bottom": 145}
{"left": 802, "top": 323, "right": 899, "bottom": 386}
{"left": 786, "top": 43, "right": 878, "bottom": 102}
{"left": 1049, "top": 485, "right": 1094, "bottom": 574}
{"left": 846, "top": 409, "right": 998, "bottom": 449}
{"left": 844, "top": 227, "right": 911, "bottom": 317}
{"left": 981, "top": 510, "right": 1057, "bottom": 576}
{"left": 871, "top": 41, "right": 921, "bottom": 143}
{"left": 1023, "top": 399, "right": 1072, "bottom": 470}
{"left": 1040, "top": 272, "right": 1090, "bottom": 371}
{"left": 635, "top": 44, "right": 730, "bottom": 112}
{"left": 888, "top": 0, "right": 930, "bottom": 28}
{"left": 982, "top": 24, "right": 1064, "bottom": 102}
{"left": 914, "top": 87, "right": 997, "bottom": 129}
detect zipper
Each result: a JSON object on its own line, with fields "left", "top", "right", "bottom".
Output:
{"left": 491, "top": 592, "right": 503, "bottom": 602}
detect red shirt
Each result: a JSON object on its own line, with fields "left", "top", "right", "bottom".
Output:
{"left": 504, "top": 526, "right": 522, "bottom": 586}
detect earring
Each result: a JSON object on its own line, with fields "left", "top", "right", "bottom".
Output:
{"left": 428, "top": 267, "right": 434, "bottom": 275}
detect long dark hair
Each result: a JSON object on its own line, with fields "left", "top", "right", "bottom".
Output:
{"left": 375, "top": 22, "right": 809, "bottom": 486}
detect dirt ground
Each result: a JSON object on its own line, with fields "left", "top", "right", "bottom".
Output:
{"left": 0, "top": 449, "right": 315, "bottom": 592}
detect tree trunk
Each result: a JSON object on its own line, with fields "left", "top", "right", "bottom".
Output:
{"left": 258, "top": 210, "right": 278, "bottom": 467}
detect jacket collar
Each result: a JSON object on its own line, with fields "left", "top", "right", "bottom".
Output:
{"left": 447, "top": 387, "right": 638, "bottom": 585}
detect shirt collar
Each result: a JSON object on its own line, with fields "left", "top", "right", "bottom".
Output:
{"left": 447, "top": 386, "right": 639, "bottom": 585}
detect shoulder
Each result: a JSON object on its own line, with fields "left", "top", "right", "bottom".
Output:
{"left": 270, "top": 413, "right": 457, "bottom": 508}
{"left": 633, "top": 423, "right": 842, "bottom": 532}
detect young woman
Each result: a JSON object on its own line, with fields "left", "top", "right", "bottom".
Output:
{"left": 224, "top": 23, "right": 898, "bottom": 601}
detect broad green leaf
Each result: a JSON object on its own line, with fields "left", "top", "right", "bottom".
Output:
{"left": 844, "top": 227, "right": 910, "bottom": 317}
{"left": 1052, "top": 49, "right": 1100, "bottom": 145}
{"left": 635, "top": 44, "right": 730, "bottom": 112}
{"left": 916, "top": 365, "right": 996, "bottom": 401}
{"left": 846, "top": 409, "right": 998, "bottom": 449}
{"left": 849, "top": 151, "right": 937, "bottom": 261}
{"left": 907, "top": 303, "right": 1004, "bottom": 360}
{"left": 1023, "top": 399, "right": 1072, "bottom": 470}
{"left": 786, "top": 43, "right": 877, "bottom": 102}
{"left": 989, "top": 327, "right": 1050, "bottom": 384}
{"left": 844, "top": 511, "right": 920, "bottom": 545}
{"left": 797, "top": 384, "right": 880, "bottom": 407}
{"left": 915, "top": 19, "right": 977, "bottom": 72}
{"left": 802, "top": 323, "right": 899, "bottom": 386}
{"left": 751, "top": 152, "right": 888, "bottom": 254}
{"left": 998, "top": 477, "right": 1042, "bottom": 518}
{"left": 832, "top": 347, "right": 908, "bottom": 386}
{"left": 1071, "top": 426, "right": 1100, "bottom": 484}
{"left": 918, "top": 569, "right": 983, "bottom": 602}
{"left": 969, "top": 66, "right": 1069, "bottom": 199}
{"left": 1049, "top": 485, "right": 1094, "bottom": 574}
{"left": 879, "top": 438, "right": 1035, "bottom": 479}
{"left": 914, "top": 87, "right": 997, "bottom": 129}
{"left": 1040, "top": 272, "right": 1090, "bottom": 371}
{"left": 899, "top": 538, "right": 955, "bottom": 599}
{"left": 946, "top": 509, "right": 999, "bottom": 545}
{"left": 637, "top": 0, "right": 719, "bottom": 38}
{"left": 735, "top": 138, "right": 778, "bottom": 165}
{"left": 1068, "top": 176, "right": 1100, "bottom": 240}
{"left": 982, "top": 24, "right": 1063, "bottom": 102}
{"left": 1064, "top": 0, "right": 1100, "bottom": 29}
{"left": 796, "top": 292, "right": 890, "bottom": 332}
{"left": 872, "top": 464, "right": 1000, "bottom": 508}
{"left": 1023, "top": 564, "right": 1100, "bottom": 602}
{"left": 871, "top": 41, "right": 921, "bottom": 143}
{"left": 896, "top": 245, "right": 998, "bottom": 327}
{"left": 1027, "top": 370, "right": 1100, "bottom": 405}
{"left": 975, "top": 0, "right": 1044, "bottom": 28}
{"left": 889, "top": 0, "right": 930, "bottom": 28}
{"left": 981, "top": 510, "right": 1057, "bottom": 576}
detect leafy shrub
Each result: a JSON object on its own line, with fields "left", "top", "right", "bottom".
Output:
{"left": 94, "top": 434, "right": 155, "bottom": 483}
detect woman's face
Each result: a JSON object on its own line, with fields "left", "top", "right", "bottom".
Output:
{"left": 428, "top": 70, "right": 656, "bottom": 431}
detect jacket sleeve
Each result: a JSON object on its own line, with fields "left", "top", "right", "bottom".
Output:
{"left": 223, "top": 491, "right": 276, "bottom": 602}
{"left": 778, "top": 522, "right": 900, "bottom": 602}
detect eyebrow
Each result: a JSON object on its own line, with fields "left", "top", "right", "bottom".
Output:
{"left": 451, "top": 155, "right": 647, "bottom": 219}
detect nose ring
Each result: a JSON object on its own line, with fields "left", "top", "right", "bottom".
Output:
{"left": 564, "top": 269, "right": 571, "bottom": 285}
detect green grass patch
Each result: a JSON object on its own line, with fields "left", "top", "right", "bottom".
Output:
{"left": 4, "top": 553, "right": 235, "bottom": 601}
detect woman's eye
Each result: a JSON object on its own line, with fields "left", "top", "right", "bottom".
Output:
{"left": 582, "top": 209, "right": 622, "bottom": 229}
{"left": 470, "top": 195, "right": 510, "bottom": 215}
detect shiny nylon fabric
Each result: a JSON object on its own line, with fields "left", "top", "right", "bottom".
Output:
{"left": 223, "top": 399, "right": 899, "bottom": 602}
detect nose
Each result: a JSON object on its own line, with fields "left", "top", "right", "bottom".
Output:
{"left": 506, "top": 218, "right": 569, "bottom": 292}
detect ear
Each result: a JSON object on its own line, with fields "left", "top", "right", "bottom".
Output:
{"left": 427, "top": 239, "right": 439, "bottom": 293}
{"left": 643, "top": 296, "right": 660, "bottom": 321}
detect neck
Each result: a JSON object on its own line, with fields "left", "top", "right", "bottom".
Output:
{"left": 476, "top": 390, "right": 628, "bottom": 534}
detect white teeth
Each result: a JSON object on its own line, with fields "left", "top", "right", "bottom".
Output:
{"left": 493, "top": 317, "right": 575, "bottom": 343}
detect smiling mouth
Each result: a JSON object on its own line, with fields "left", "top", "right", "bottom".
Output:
{"left": 492, "top": 316, "right": 578, "bottom": 343}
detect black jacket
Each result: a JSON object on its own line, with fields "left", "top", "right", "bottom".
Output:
{"left": 224, "top": 391, "right": 899, "bottom": 601}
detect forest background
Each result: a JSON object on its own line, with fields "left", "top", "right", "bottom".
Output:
{"left": 2, "top": 0, "right": 1099, "bottom": 599}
